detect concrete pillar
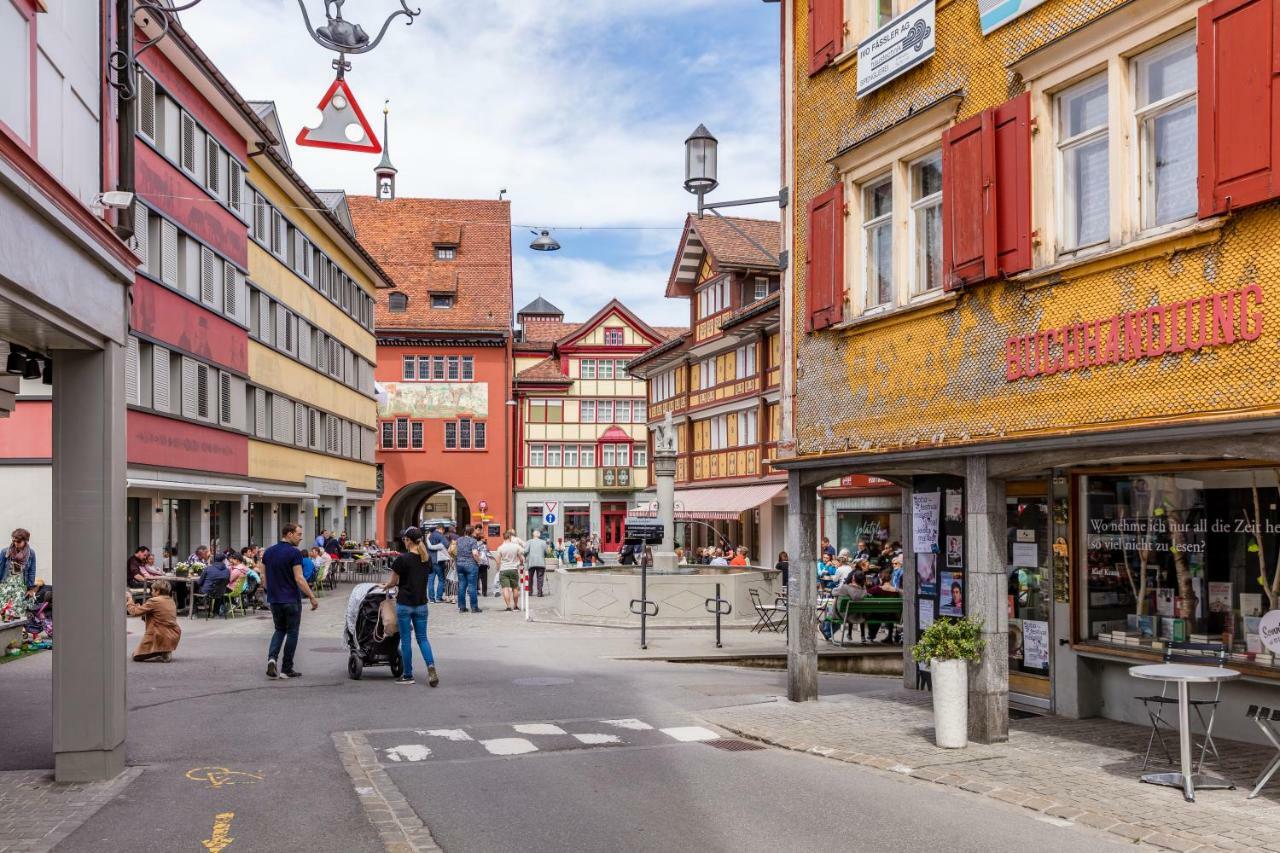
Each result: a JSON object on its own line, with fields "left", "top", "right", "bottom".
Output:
{"left": 965, "top": 455, "right": 1009, "bottom": 743}
{"left": 900, "top": 483, "right": 918, "bottom": 689}
{"left": 52, "top": 344, "right": 127, "bottom": 781}
{"left": 194, "top": 498, "right": 210, "bottom": 553}
{"left": 652, "top": 449, "right": 677, "bottom": 571}
{"left": 785, "top": 470, "right": 818, "bottom": 702}
{"left": 233, "top": 494, "right": 249, "bottom": 550}
{"left": 135, "top": 496, "right": 155, "bottom": 555}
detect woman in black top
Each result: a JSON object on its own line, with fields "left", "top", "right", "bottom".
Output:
{"left": 384, "top": 527, "right": 439, "bottom": 687}
{"left": 775, "top": 551, "right": 790, "bottom": 593}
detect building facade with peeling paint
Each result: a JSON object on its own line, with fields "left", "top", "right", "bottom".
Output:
{"left": 778, "top": 0, "right": 1280, "bottom": 742}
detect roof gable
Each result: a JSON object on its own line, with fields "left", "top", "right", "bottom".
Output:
{"left": 556, "top": 299, "right": 664, "bottom": 349}
{"left": 666, "top": 213, "right": 779, "bottom": 298}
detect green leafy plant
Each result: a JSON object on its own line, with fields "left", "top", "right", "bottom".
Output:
{"left": 913, "top": 617, "right": 985, "bottom": 663}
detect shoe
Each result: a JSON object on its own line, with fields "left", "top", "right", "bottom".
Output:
{"left": 427, "top": 666, "right": 439, "bottom": 687}
{"left": 161, "top": 653, "right": 172, "bottom": 662}
{"left": 458, "top": 608, "right": 469, "bottom": 613}
{"left": 472, "top": 607, "right": 482, "bottom": 613}
{"left": 537, "top": 593, "right": 544, "bottom": 597}
{"left": 504, "top": 607, "right": 511, "bottom": 611}
{"left": 395, "top": 674, "right": 415, "bottom": 685}
{"left": 283, "top": 670, "right": 302, "bottom": 678}
{"left": 266, "top": 659, "right": 278, "bottom": 679}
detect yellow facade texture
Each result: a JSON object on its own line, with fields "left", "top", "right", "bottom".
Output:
{"left": 789, "top": 0, "right": 1280, "bottom": 459}
{"left": 249, "top": 441, "right": 376, "bottom": 492}
{"left": 247, "top": 341, "right": 375, "bottom": 424}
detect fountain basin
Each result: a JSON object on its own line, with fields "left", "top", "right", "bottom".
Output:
{"left": 553, "top": 565, "right": 782, "bottom": 627}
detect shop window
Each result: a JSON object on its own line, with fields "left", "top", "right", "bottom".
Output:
{"left": 1081, "top": 469, "right": 1280, "bottom": 670}
{"left": 1057, "top": 73, "right": 1110, "bottom": 253}
{"left": 564, "top": 505, "right": 591, "bottom": 539}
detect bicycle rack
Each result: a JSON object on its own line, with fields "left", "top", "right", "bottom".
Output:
{"left": 704, "top": 582, "right": 732, "bottom": 648}
{"left": 629, "top": 547, "right": 659, "bottom": 649}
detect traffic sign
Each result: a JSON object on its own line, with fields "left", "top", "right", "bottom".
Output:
{"left": 544, "top": 513, "right": 557, "bottom": 525}
{"left": 296, "top": 77, "right": 381, "bottom": 153}
{"left": 542, "top": 501, "right": 558, "bottom": 516}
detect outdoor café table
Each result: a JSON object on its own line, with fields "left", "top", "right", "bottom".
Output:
{"left": 1129, "top": 663, "right": 1240, "bottom": 802}
{"left": 144, "top": 574, "right": 201, "bottom": 618}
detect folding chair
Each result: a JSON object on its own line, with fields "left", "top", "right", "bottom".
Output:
{"left": 225, "top": 576, "right": 248, "bottom": 617}
{"left": 192, "top": 577, "right": 230, "bottom": 619}
{"left": 1137, "top": 641, "right": 1226, "bottom": 771}
{"left": 1248, "top": 705, "right": 1280, "bottom": 799}
{"left": 749, "top": 589, "right": 785, "bottom": 633}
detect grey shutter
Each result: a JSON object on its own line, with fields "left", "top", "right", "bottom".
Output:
{"left": 295, "top": 405, "right": 306, "bottom": 447}
{"left": 227, "top": 376, "right": 246, "bottom": 431}
{"left": 196, "top": 363, "right": 210, "bottom": 420}
{"left": 180, "top": 112, "right": 195, "bottom": 171}
{"left": 228, "top": 159, "right": 242, "bottom": 211}
{"left": 125, "top": 337, "right": 140, "bottom": 405}
{"left": 200, "top": 246, "right": 216, "bottom": 305}
{"left": 253, "top": 194, "right": 266, "bottom": 240}
{"left": 180, "top": 357, "right": 197, "bottom": 417}
{"left": 205, "top": 137, "right": 219, "bottom": 192}
{"left": 152, "top": 346, "right": 170, "bottom": 412}
{"left": 258, "top": 294, "right": 271, "bottom": 341}
{"left": 310, "top": 410, "right": 320, "bottom": 450}
{"left": 160, "top": 220, "right": 178, "bottom": 285}
{"left": 275, "top": 303, "right": 287, "bottom": 349}
{"left": 137, "top": 72, "right": 156, "bottom": 140}
{"left": 218, "top": 371, "right": 232, "bottom": 424}
{"left": 222, "top": 261, "right": 236, "bottom": 316}
{"left": 254, "top": 387, "right": 268, "bottom": 438}
{"left": 132, "top": 204, "right": 148, "bottom": 266}
{"left": 297, "top": 320, "right": 311, "bottom": 363}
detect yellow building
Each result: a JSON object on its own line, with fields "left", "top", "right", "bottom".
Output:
{"left": 513, "top": 298, "right": 683, "bottom": 553}
{"left": 242, "top": 102, "right": 393, "bottom": 544}
{"left": 780, "top": 0, "right": 1280, "bottom": 740}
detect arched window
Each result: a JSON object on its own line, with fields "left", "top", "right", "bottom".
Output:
{"left": 388, "top": 292, "right": 408, "bottom": 313}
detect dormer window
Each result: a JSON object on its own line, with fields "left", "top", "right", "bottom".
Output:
{"left": 604, "top": 327, "right": 624, "bottom": 346}
{"left": 388, "top": 292, "right": 408, "bottom": 312}
{"left": 431, "top": 294, "right": 454, "bottom": 309}
{"left": 435, "top": 246, "right": 456, "bottom": 260}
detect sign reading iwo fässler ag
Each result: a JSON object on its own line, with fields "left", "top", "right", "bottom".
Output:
{"left": 857, "top": 0, "right": 935, "bottom": 98}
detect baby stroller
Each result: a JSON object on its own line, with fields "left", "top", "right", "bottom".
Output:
{"left": 343, "top": 583, "right": 402, "bottom": 680}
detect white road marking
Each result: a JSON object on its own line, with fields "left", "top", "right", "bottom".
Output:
{"left": 572, "top": 733, "right": 622, "bottom": 745}
{"left": 416, "top": 729, "right": 473, "bottom": 741}
{"left": 481, "top": 738, "right": 539, "bottom": 756}
{"left": 660, "top": 726, "right": 719, "bottom": 743}
{"left": 601, "top": 718, "right": 653, "bottom": 731}
{"left": 384, "top": 745, "right": 432, "bottom": 762}
{"left": 513, "top": 723, "right": 566, "bottom": 736}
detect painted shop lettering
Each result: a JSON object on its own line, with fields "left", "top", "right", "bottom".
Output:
{"left": 1004, "top": 285, "right": 1263, "bottom": 382}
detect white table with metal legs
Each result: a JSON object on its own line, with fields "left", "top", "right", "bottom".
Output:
{"left": 1129, "top": 663, "right": 1239, "bottom": 802}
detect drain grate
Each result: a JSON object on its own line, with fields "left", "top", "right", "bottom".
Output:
{"left": 703, "top": 739, "right": 766, "bottom": 752}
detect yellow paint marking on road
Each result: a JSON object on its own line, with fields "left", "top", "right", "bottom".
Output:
{"left": 185, "top": 767, "right": 263, "bottom": 788}
{"left": 201, "top": 811, "right": 235, "bottom": 853}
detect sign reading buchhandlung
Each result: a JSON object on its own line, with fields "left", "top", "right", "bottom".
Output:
{"left": 857, "top": 0, "right": 936, "bottom": 98}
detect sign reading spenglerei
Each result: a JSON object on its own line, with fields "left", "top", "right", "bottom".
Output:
{"left": 857, "top": 0, "right": 936, "bottom": 98}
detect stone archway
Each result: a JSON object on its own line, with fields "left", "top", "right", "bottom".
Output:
{"left": 383, "top": 481, "right": 473, "bottom": 538}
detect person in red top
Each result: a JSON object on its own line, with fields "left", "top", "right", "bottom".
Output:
{"left": 729, "top": 546, "right": 749, "bottom": 567}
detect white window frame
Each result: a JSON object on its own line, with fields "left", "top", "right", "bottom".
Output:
{"left": 580, "top": 445, "right": 596, "bottom": 467}
{"left": 861, "top": 174, "right": 894, "bottom": 314}
{"left": 564, "top": 445, "right": 578, "bottom": 467}
{"left": 598, "top": 359, "right": 614, "bottom": 380}
{"left": 580, "top": 359, "right": 596, "bottom": 380}
{"left": 546, "top": 444, "right": 562, "bottom": 467}
{"left": 753, "top": 276, "right": 769, "bottom": 301}
{"left": 1055, "top": 72, "right": 1111, "bottom": 256}
{"left": 529, "top": 444, "right": 545, "bottom": 467}
{"left": 908, "top": 150, "right": 944, "bottom": 295}
{"left": 598, "top": 400, "right": 614, "bottom": 423}
{"left": 1133, "top": 30, "right": 1198, "bottom": 234}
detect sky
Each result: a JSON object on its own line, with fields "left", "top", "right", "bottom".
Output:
{"left": 181, "top": 0, "right": 781, "bottom": 327}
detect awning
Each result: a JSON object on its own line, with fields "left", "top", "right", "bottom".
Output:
{"left": 126, "top": 478, "right": 254, "bottom": 496}
{"left": 631, "top": 482, "right": 786, "bottom": 521}
{"left": 254, "top": 489, "right": 320, "bottom": 500}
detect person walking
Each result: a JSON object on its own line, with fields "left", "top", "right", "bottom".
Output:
{"left": 383, "top": 527, "right": 439, "bottom": 686}
{"left": 262, "top": 523, "right": 318, "bottom": 679}
{"left": 474, "top": 529, "right": 492, "bottom": 598}
{"left": 426, "top": 523, "right": 448, "bottom": 603}
{"left": 0, "top": 529, "right": 36, "bottom": 589}
{"left": 523, "top": 528, "right": 549, "bottom": 597}
{"left": 452, "top": 524, "right": 483, "bottom": 613}
{"left": 496, "top": 530, "right": 524, "bottom": 611}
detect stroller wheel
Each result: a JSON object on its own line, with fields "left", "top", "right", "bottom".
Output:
{"left": 347, "top": 654, "right": 363, "bottom": 680}
{"left": 390, "top": 654, "right": 403, "bottom": 678}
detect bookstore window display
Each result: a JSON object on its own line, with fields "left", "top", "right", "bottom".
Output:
{"left": 1082, "top": 469, "right": 1278, "bottom": 669}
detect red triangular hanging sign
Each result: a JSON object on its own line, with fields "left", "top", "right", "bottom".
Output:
{"left": 296, "top": 77, "right": 382, "bottom": 153}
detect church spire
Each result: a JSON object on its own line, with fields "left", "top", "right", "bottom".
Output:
{"left": 375, "top": 100, "right": 397, "bottom": 200}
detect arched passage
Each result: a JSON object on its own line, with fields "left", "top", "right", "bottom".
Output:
{"left": 383, "top": 481, "right": 473, "bottom": 539}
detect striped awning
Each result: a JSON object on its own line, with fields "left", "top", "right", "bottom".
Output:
{"left": 631, "top": 482, "right": 786, "bottom": 521}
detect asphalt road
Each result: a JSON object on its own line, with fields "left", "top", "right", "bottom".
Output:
{"left": 0, "top": 593, "right": 1138, "bottom": 852}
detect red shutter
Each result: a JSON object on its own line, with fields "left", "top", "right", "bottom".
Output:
{"left": 992, "top": 92, "right": 1032, "bottom": 276}
{"left": 1198, "top": 0, "right": 1280, "bottom": 217}
{"left": 941, "top": 111, "right": 995, "bottom": 289}
{"left": 808, "top": 0, "right": 843, "bottom": 76}
{"left": 806, "top": 185, "right": 844, "bottom": 332}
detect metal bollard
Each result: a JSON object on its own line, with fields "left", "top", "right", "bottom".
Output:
{"left": 704, "top": 582, "right": 733, "bottom": 648}
{"left": 628, "top": 546, "right": 659, "bottom": 649}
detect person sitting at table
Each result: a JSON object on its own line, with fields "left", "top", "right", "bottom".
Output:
{"left": 197, "top": 550, "right": 232, "bottom": 614}
{"left": 141, "top": 551, "right": 165, "bottom": 579}
{"left": 824, "top": 569, "right": 868, "bottom": 643}
{"left": 866, "top": 567, "right": 901, "bottom": 644}
{"left": 127, "top": 545, "right": 151, "bottom": 590}
{"left": 301, "top": 549, "right": 317, "bottom": 585}
{"left": 227, "top": 552, "right": 248, "bottom": 586}
{"left": 125, "top": 580, "right": 181, "bottom": 662}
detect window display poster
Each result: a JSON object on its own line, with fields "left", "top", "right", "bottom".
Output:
{"left": 1016, "top": 528, "right": 1035, "bottom": 543}
{"left": 945, "top": 488, "right": 963, "bottom": 522}
{"left": 912, "top": 491, "right": 941, "bottom": 552}
{"left": 946, "top": 535, "right": 964, "bottom": 568}
{"left": 1008, "top": 618, "right": 1024, "bottom": 660}
{"left": 1155, "top": 588, "right": 1175, "bottom": 618}
{"left": 919, "top": 598, "right": 935, "bottom": 632}
{"left": 1023, "top": 619, "right": 1049, "bottom": 669}
{"left": 1208, "top": 582, "right": 1233, "bottom": 613}
{"left": 917, "top": 553, "right": 936, "bottom": 595}
{"left": 1241, "top": 593, "right": 1264, "bottom": 618}
{"left": 1012, "top": 542, "right": 1038, "bottom": 568}
{"left": 940, "top": 571, "right": 964, "bottom": 616}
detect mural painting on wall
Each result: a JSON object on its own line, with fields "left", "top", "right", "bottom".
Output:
{"left": 378, "top": 383, "right": 489, "bottom": 419}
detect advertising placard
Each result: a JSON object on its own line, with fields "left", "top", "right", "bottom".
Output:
{"left": 979, "top": 0, "right": 1049, "bottom": 35}
{"left": 857, "top": 0, "right": 936, "bottom": 97}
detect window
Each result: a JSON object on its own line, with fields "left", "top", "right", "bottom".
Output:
{"left": 581, "top": 359, "right": 596, "bottom": 380}
{"left": 635, "top": 446, "right": 647, "bottom": 468}
{"left": 474, "top": 421, "right": 486, "bottom": 449}
{"left": 388, "top": 292, "right": 408, "bottom": 312}
{"left": 547, "top": 444, "right": 562, "bottom": 467}
{"left": 431, "top": 295, "right": 454, "bottom": 309}
{"left": 435, "top": 246, "right": 456, "bottom": 260}
{"left": 417, "top": 355, "right": 431, "bottom": 379}
{"left": 598, "top": 400, "right": 614, "bottom": 423}
{"left": 410, "top": 422, "right": 423, "bottom": 450}
{"left": 634, "top": 401, "right": 646, "bottom": 423}
{"left": 1135, "top": 33, "right": 1197, "bottom": 229}
{"left": 529, "top": 444, "right": 545, "bottom": 466}
{"left": 459, "top": 418, "right": 472, "bottom": 449}
{"left": 581, "top": 400, "right": 596, "bottom": 423}
{"left": 652, "top": 371, "right": 676, "bottom": 402}
{"left": 601, "top": 444, "right": 615, "bottom": 467}
{"left": 395, "top": 418, "right": 409, "bottom": 449}
{"left": 863, "top": 176, "right": 894, "bottom": 311}
{"left": 1057, "top": 73, "right": 1110, "bottom": 252}
{"left": 736, "top": 344, "right": 757, "bottom": 378}
{"left": 380, "top": 421, "right": 394, "bottom": 449}
{"left": 614, "top": 359, "right": 629, "bottom": 379}
{"left": 580, "top": 445, "right": 596, "bottom": 467}
{"left": 447, "top": 356, "right": 460, "bottom": 381}
{"left": 444, "top": 418, "right": 482, "bottom": 449}
{"left": 910, "top": 151, "right": 943, "bottom": 293}
{"left": 529, "top": 400, "right": 546, "bottom": 424}
{"left": 444, "top": 421, "right": 457, "bottom": 449}
{"left": 754, "top": 277, "right": 769, "bottom": 301}
{"left": 461, "top": 356, "right": 474, "bottom": 380}
{"left": 604, "top": 327, "right": 624, "bottom": 346}
{"left": 616, "top": 443, "right": 630, "bottom": 467}
{"left": 1, "top": 0, "right": 32, "bottom": 141}
{"left": 433, "top": 356, "right": 445, "bottom": 380}
{"left": 697, "top": 278, "right": 731, "bottom": 319}
{"left": 599, "top": 360, "right": 614, "bottom": 380}
{"left": 615, "top": 400, "right": 631, "bottom": 424}
{"left": 564, "top": 445, "right": 578, "bottom": 467}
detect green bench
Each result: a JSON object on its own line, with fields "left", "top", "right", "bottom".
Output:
{"left": 824, "top": 596, "right": 902, "bottom": 645}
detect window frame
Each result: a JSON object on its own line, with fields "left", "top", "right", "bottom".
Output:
{"left": 908, "top": 149, "right": 944, "bottom": 295}
{"left": 1132, "top": 30, "right": 1198, "bottom": 233}
{"left": 861, "top": 173, "right": 895, "bottom": 314}
{"left": 1055, "top": 71, "right": 1112, "bottom": 256}
{"left": 528, "top": 444, "right": 545, "bottom": 467}
{"left": 604, "top": 327, "right": 625, "bottom": 346}
{"left": 435, "top": 246, "right": 456, "bottom": 260}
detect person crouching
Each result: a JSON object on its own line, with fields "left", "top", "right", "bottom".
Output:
{"left": 125, "top": 580, "right": 182, "bottom": 662}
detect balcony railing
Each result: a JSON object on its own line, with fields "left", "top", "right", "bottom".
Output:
{"left": 598, "top": 467, "right": 634, "bottom": 489}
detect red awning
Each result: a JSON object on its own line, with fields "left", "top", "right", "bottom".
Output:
{"left": 597, "top": 426, "right": 634, "bottom": 443}
{"left": 632, "top": 482, "right": 787, "bottom": 521}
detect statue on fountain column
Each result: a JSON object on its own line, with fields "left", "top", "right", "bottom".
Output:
{"left": 654, "top": 412, "right": 677, "bottom": 455}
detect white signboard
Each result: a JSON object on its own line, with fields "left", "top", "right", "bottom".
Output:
{"left": 1259, "top": 610, "right": 1280, "bottom": 654}
{"left": 980, "top": 0, "right": 1049, "bottom": 35}
{"left": 911, "top": 491, "right": 941, "bottom": 552}
{"left": 857, "top": 0, "right": 936, "bottom": 98}
{"left": 1023, "top": 620, "right": 1049, "bottom": 669}
{"left": 542, "top": 501, "right": 558, "bottom": 517}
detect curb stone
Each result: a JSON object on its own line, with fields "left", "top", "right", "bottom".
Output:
{"left": 333, "top": 731, "right": 442, "bottom": 853}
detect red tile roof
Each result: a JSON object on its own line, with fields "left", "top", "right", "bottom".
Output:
{"left": 348, "top": 196, "right": 512, "bottom": 333}
{"left": 514, "top": 356, "right": 570, "bottom": 384}
{"left": 521, "top": 321, "right": 581, "bottom": 343}
{"left": 693, "top": 215, "right": 780, "bottom": 268}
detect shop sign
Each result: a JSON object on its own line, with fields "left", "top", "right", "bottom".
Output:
{"left": 857, "top": 0, "right": 935, "bottom": 98}
{"left": 979, "top": 0, "right": 1048, "bottom": 36}
{"left": 1260, "top": 610, "right": 1280, "bottom": 654}
{"left": 1005, "top": 285, "right": 1264, "bottom": 382}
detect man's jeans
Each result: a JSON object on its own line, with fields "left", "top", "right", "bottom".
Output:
{"left": 455, "top": 565, "right": 479, "bottom": 611}
{"left": 395, "top": 603, "right": 435, "bottom": 678}
{"left": 268, "top": 602, "right": 302, "bottom": 672}
{"left": 428, "top": 561, "right": 447, "bottom": 602}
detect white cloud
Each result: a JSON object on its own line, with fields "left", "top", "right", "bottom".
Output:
{"left": 514, "top": 255, "right": 688, "bottom": 328}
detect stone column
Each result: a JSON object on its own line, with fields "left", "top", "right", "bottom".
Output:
{"left": 135, "top": 496, "right": 156, "bottom": 556}
{"left": 652, "top": 447, "right": 677, "bottom": 571}
{"left": 194, "top": 498, "right": 211, "bottom": 552}
{"left": 52, "top": 345, "right": 126, "bottom": 781}
{"left": 900, "top": 482, "right": 918, "bottom": 689}
{"left": 965, "top": 455, "right": 1009, "bottom": 743}
{"left": 785, "top": 470, "right": 818, "bottom": 702}
{"left": 233, "top": 493, "right": 250, "bottom": 550}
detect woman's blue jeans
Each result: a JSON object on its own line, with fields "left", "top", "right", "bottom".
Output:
{"left": 395, "top": 603, "right": 435, "bottom": 677}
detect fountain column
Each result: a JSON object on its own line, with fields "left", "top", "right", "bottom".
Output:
{"left": 651, "top": 414, "right": 679, "bottom": 572}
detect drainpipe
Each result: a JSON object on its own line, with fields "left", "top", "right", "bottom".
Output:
{"left": 114, "top": 0, "right": 135, "bottom": 241}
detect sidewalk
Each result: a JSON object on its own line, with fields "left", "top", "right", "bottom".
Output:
{"left": 702, "top": 687, "right": 1280, "bottom": 853}
{"left": 0, "top": 768, "right": 141, "bottom": 853}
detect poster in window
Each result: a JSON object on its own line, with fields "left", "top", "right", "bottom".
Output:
{"left": 917, "top": 553, "right": 936, "bottom": 593}
{"left": 1155, "top": 588, "right": 1175, "bottom": 618}
{"left": 1241, "top": 593, "right": 1264, "bottom": 618}
{"left": 911, "top": 491, "right": 940, "bottom": 552}
{"left": 1008, "top": 619, "right": 1023, "bottom": 660}
{"left": 1023, "top": 620, "right": 1049, "bottom": 669}
{"left": 944, "top": 488, "right": 962, "bottom": 522}
{"left": 1011, "top": 542, "right": 1038, "bottom": 568}
{"left": 940, "top": 571, "right": 964, "bottom": 616}
{"left": 918, "top": 598, "right": 935, "bottom": 632}
{"left": 1208, "top": 582, "right": 1233, "bottom": 614}
{"left": 945, "top": 535, "right": 963, "bottom": 568}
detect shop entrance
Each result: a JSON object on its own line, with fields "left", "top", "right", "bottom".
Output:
{"left": 601, "top": 502, "right": 627, "bottom": 552}
{"left": 1005, "top": 480, "right": 1060, "bottom": 709}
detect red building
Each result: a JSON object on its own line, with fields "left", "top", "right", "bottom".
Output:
{"left": 348, "top": 189, "right": 513, "bottom": 544}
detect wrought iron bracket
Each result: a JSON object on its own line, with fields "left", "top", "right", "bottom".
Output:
{"left": 297, "top": 0, "right": 421, "bottom": 56}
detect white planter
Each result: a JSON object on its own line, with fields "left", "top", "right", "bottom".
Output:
{"left": 930, "top": 657, "right": 969, "bottom": 749}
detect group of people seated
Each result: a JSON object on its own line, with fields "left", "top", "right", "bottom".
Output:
{"left": 818, "top": 538, "right": 905, "bottom": 645}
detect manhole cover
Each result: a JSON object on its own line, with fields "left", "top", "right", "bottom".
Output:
{"left": 310, "top": 647, "right": 348, "bottom": 654}
{"left": 512, "top": 677, "right": 574, "bottom": 687}
{"left": 704, "top": 739, "right": 766, "bottom": 752}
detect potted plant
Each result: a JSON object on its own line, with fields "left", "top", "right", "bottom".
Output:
{"left": 913, "top": 617, "right": 984, "bottom": 749}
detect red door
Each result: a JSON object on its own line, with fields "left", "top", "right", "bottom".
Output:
{"left": 601, "top": 502, "right": 627, "bottom": 552}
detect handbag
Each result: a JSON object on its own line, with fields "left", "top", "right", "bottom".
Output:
{"left": 374, "top": 594, "right": 398, "bottom": 642}
{"left": 448, "top": 541, "right": 458, "bottom": 558}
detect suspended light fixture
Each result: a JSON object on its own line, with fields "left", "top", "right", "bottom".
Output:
{"left": 22, "top": 356, "right": 43, "bottom": 381}
{"left": 529, "top": 229, "right": 561, "bottom": 252}
{"left": 5, "top": 345, "right": 27, "bottom": 375}
{"left": 41, "top": 358, "right": 52, "bottom": 386}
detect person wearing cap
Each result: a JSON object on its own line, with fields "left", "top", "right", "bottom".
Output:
{"left": 426, "top": 522, "right": 448, "bottom": 603}
{"left": 384, "top": 526, "right": 439, "bottom": 686}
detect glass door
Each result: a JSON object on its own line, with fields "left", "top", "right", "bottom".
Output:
{"left": 1006, "top": 481, "right": 1053, "bottom": 707}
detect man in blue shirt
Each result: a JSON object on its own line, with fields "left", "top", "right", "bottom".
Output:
{"left": 262, "top": 523, "right": 318, "bottom": 679}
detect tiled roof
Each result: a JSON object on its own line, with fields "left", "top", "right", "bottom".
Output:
{"left": 348, "top": 196, "right": 513, "bottom": 333}
{"left": 693, "top": 215, "right": 779, "bottom": 269}
{"left": 514, "top": 356, "right": 570, "bottom": 384}
{"left": 518, "top": 296, "right": 563, "bottom": 317}
{"left": 520, "top": 321, "right": 581, "bottom": 343}
{"left": 656, "top": 326, "right": 688, "bottom": 339}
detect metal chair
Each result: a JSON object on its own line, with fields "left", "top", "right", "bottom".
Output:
{"left": 1247, "top": 705, "right": 1280, "bottom": 799}
{"left": 1137, "top": 641, "right": 1227, "bottom": 771}
{"left": 749, "top": 589, "right": 785, "bottom": 633}
{"left": 192, "top": 577, "right": 230, "bottom": 619}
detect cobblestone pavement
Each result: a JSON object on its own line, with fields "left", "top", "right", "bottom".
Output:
{"left": 703, "top": 688, "right": 1280, "bottom": 853}
{"left": 0, "top": 768, "right": 142, "bottom": 853}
